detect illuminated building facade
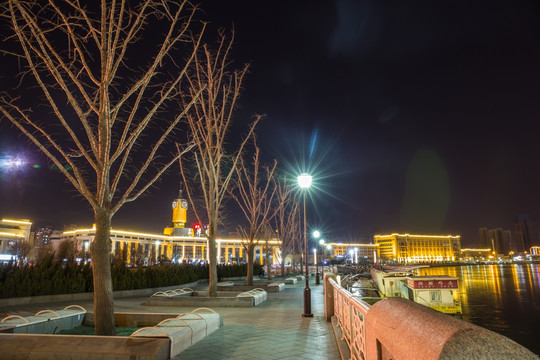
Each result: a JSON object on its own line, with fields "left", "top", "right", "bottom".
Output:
{"left": 460, "top": 248, "right": 492, "bottom": 261}
{"left": 373, "top": 233, "right": 461, "bottom": 263}
{"left": 50, "top": 191, "right": 281, "bottom": 265}
{"left": 35, "top": 225, "right": 54, "bottom": 246}
{"left": 515, "top": 214, "right": 537, "bottom": 251}
{"left": 0, "top": 218, "right": 32, "bottom": 260}
{"left": 324, "top": 243, "right": 379, "bottom": 263}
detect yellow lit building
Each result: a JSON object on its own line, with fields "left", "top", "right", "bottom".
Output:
{"left": 373, "top": 233, "right": 461, "bottom": 263}
{"left": 51, "top": 190, "right": 281, "bottom": 265}
{"left": 0, "top": 218, "right": 32, "bottom": 260}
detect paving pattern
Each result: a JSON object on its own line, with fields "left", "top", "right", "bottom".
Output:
{"left": 175, "top": 281, "right": 340, "bottom": 360}
{"left": 0, "top": 278, "right": 341, "bottom": 360}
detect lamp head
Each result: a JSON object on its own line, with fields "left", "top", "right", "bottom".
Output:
{"left": 297, "top": 173, "right": 312, "bottom": 189}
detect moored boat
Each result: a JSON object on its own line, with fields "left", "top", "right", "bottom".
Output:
{"left": 400, "top": 275, "right": 461, "bottom": 315}
{"left": 371, "top": 265, "right": 462, "bottom": 316}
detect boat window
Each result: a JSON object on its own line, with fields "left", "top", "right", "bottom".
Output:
{"left": 430, "top": 290, "right": 441, "bottom": 302}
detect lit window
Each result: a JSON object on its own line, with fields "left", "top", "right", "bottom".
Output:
{"left": 430, "top": 291, "right": 441, "bottom": 302}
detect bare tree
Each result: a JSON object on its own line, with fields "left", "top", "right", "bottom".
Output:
{"left": 30, "top": 243, "right": 54, "bottom": 264}
{"left": 10, "top": 240, "right": 32, "bottom": 264}
{"left": 230, "top": 139, "right": 277, "bottom": 285}
{"left": 273, "top": 177, "right": 302, "bottom": 276}
{"left": 0, "top": 0, "right": 204, "bottom": 335}
{"left": 261, "top": 223, "right": 275, "bottom": 280}
{"left": 178, "top": 31, "right": 260, "bottom": 296}
{"left": 56, "top": 239, "right": 77, "bottom": 263}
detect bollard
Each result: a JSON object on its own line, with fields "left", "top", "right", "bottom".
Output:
{"left": 323, "top": 272, "right": 336, "bottom": 322}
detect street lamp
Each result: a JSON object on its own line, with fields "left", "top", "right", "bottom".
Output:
{"left": 317, "top": 238, "right": 326, "bottom": 284}
{"left": 312, "top": 230, "right": 321, "bottom": 285}
{"left": 297, "top": 172, "right": 313, "bottom": 318}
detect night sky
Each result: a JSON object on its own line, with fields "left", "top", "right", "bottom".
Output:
{"left": 2, "top": 0, "right": 540, "bottom": 246}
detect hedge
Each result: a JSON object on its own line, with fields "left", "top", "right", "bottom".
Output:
{"left": 0, "top": 256, "right": 262, "bottom": 299}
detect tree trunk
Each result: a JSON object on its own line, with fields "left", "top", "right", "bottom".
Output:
{"left": 281, "top": 252, "right": 286, "bottom": 277}
{"left": 246, "top": 244, "right": 255, "bottom": 286}
{"left": 265, "top": 244, "right": 272, "bottom": 280}
{"left": 208, "top": 236, "right": 218, "bottom": 297}
{"left": 91, "top": 208, "right": 115, "bottom": 336}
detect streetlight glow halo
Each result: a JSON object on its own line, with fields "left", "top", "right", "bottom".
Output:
{"left": 297, "top": 173, "right": 313, "bottom": 189}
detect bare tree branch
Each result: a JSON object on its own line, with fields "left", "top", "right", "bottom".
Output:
{"left": 1, "top": 0, "right": 204, "bottom": 335}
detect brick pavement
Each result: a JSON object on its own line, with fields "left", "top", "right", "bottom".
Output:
{"left": 174, "top": 280, "right": 340, "bottom": 360}
{"left": 0, "top": 278, "right": 340, "bottom": 359}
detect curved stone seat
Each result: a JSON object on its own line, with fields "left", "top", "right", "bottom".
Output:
{"left": 131, "top": 307, "right": 222, "bottom": 358}
{"left": 268, "top": 282, "right": 285, "bottom": 291}
{"left": 284, "top": 277, "right": 298, "bottom": 284}
{"left": 0, "top": 305, "right": 86, "bottom": 334}
{"left": 236, "top": 288, "right": 267, "bottom": 306}
{"left": 151, "top": 288, "right": 193, "bottom": 297}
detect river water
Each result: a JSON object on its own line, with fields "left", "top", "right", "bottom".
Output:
{"left": 418, "top": 264, "right": 540, "bottom": 355}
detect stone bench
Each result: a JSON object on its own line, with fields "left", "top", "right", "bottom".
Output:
{"left": 217, "top": 281, "right": 235, "bottom": 287}
{"left": 236, "top": 288, "right": 267, "bottom": 306}
{"left": 151, "top": 288, "right": 194, "bottom": 297}
{"left": 0, "top": 333, "right": 170, "bottom": 360}
{"left": 216, "top": 282, "right": 284, "bottom": 293}
{"left": 268, "top": 281, "right": 285, "bottom": 291}
{"left": 296, "top": 275, "right": 305, "bottom": 281}
{"left": 131, "top": 308, "right": 222, "bottom": 358}
{"left": 0, "top": 305, "right": 86, "bottom": 334}
{"left": 144, "top": 293, "right": 256, "bottom": 307}
{"left": 284, "top": 277, "right": 298, "bottom": 284}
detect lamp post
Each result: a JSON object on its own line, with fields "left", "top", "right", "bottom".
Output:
{"left": 297, "top": 173, "right": 313, "bottom": 317}
{"left": 317, "top": 239, "right": 326, "bottom": 284}
{"left": 319, "top": 239, "right": 325, "bottom": 271}
{"left": 313, "top": 230, "right": 320, "bottom": 285}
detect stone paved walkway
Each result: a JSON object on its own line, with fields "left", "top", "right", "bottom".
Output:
{"left": 174, "top": 281, "right": 340, "bottom": 360}
{"left": 0, "top": 278, "right": 340, "bottom": 359}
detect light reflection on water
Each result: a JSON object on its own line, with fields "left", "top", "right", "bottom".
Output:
{"left": 419, "top": 264, "right": 540, "bottom": 355}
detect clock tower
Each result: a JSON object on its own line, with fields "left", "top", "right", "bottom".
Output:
{"left": 164, "top": 188, "right": 190, "bottom": 236}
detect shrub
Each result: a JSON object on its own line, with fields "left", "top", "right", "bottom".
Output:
{"left": 0, "top": 260, "right": 252, "bottom": 298}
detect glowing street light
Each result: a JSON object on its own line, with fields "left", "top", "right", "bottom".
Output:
{"left": 297, "top": 173, "right": 312, "bottom": 189}
{"left": 320, "top": 239, "right": 326, "bottom": 268}
{"left": 312, "top": 230, "right": 322, "bottom": 285}
{"left": 297, "top": 172, "right": 313, "bottom": 318}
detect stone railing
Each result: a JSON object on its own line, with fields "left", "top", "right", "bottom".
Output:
{"left": 324, "top": 274, "right": 538, "bottom": 360}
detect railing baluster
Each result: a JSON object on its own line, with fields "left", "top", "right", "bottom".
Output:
{"left": 330, "top": 278, "right": 369, "bottom": 359}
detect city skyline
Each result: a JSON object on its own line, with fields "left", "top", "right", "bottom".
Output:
{"left": 2, "top": 0, "right": 540, "bottom": 244}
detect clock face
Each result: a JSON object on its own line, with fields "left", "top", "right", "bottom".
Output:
{"left": 172, "top": 201, "right": 178, "bottom": 209}
{"left": 181, "top": 201, "right": 188, "bottom": 209}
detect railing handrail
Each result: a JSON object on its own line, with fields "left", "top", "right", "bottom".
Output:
{"left": 328, "top": 277, "right": 370, "bottom": 313}
{"left": 324, "top": 272, "right": 538, "bottom": 360}
{"left": 327, "top": 276, "right": 369, "bottom": 360}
